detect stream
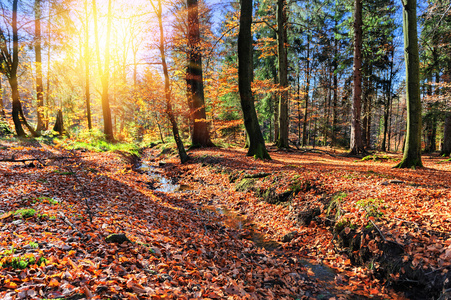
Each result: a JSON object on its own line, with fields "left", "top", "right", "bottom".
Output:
{"left": 139, "top": 162, "right": 349, "bottom": 299}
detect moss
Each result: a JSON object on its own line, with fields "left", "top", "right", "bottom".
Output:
{"left": 235, "top": 178, "right": 256, "bottom": 192}
{"left": 14, "top": 208, "right": 36, "bottom": 219}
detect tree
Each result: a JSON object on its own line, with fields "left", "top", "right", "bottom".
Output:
{"left": 0, "top": 0, "right": 37, "bottom": 137}
{"left": 151, "top": 0, "right": 189, "bottom": 163}
{"left": 93, "top": 0, "right": 114, "bottom": 141}
{"left": 349, "top": 0, "right": 365, "bottom": 155}
{"left": 35, "top": 0, "right": 45, "bottom": 132}
{"left": 186, "top": 0, "right": 214, "bottom": 147}
{"left": 238, "top": 0, "right": 270, "bottom": 159}
{"left": 275, "top": 0, "right": 289, "bottom": 149}
{"left": 84, "top": 0, "right": 92, "bottom": 130}
{"left": 395, "top": 0, "right": 422, "bottom": 168}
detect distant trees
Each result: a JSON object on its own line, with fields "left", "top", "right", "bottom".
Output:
{"left": 1, "top": 0, "right": 451, "bottom": 165}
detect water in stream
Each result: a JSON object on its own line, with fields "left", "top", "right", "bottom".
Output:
{"left": 140, "top": 161, "right": 341, "bottom": 297}
{"left": 139, "top": 163, "right": 190, "bottom": 193}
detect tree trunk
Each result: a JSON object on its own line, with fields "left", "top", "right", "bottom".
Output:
{"left": 45, "top": 5, "right": 51, "bottom": 130}
{"left": 53, "top": 109, "right": 64, "bottom": 135}
{"left": 35, "top": 0, "right": 45, "bottom": 133}
{"left": 276, "top": 0, "right": 289, "bottom": 149}
{"left": 382, "top": 50, "right": 395, "bottom": 152}
{"left": 395, "top": 0, "right": 423, "bottom": 168}
{"left": 100, "top": 0, "right": 114, "bottom": 141}
{"left": 84, "top": 0, "right": 92, "bottom": 130}
{"left": 0, "top": 78, "right": 5, "bottom": 118}
{"left": 186, "top": 0, "right": 213, "bottom": 148}
{"left": 273, "top": 62, "right": 279, "bottom": 143}
{"left": 350, "top": 0, "right": 365, "bottom": 155}
{"left": 442, "top": 114, "right": 451, "bottom": 156}
{"left": 154, "top": 0, "right": 189, "bottom": 163}
{"left": 8, "top": 0, "right": 38, "bottom": 137}
{"left": 302, "top": 32, "right": 311, "bottom": 147}
{"left": 238, "top": 0, "right": 270, "bottom": 159}
{"left": 331, "top": 20, "right": 338, "bottom": 147}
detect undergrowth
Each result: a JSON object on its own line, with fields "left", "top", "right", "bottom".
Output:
{"left": 56, "top": 130, "right": 140, "bottom": 156}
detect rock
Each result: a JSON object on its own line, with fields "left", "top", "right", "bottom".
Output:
{"left": 389, "top": 180, "right": 404, "bottom": 184}
{"left": 157, "top": 274, "right": 172, "bottom": 282}
{"left": 297, "top": 207, "right": 321, "bottom": 226}
{"left": 12, "top": 219, "right": 23, "bottom": 225}
{"left": 151, "top": 247, "right": 162, "bottom": 257}
{"left": 282, "top": 231, "right": 298, "bottom": 243}
{"left": 243, "top": 172, "right": 270, "bottom": 179}
{"left": 105, "top": 234, "right": 132, "bottom": 244}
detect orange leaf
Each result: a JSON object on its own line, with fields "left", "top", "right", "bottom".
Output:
{"left": 4, "top": 281, "right": 17, "bottom": 289}
{"left": 0, "top": 211, "right": 12, "bottom": 219}
{"left": 48, "top": 278, "right": 59, "bottom": 288}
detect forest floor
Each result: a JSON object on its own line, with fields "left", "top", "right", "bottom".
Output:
{"left": 1, "top": 138, "right": 451, "bottom": 299}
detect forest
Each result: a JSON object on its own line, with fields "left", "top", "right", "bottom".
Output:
{"left": 1, "top": 0, "right": 451, "bottom": 299}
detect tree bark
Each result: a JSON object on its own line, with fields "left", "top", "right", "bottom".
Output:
{"left": 35, "top": 0, "right": 45, "bottom": 132}
{"left": 238, "top": 0, "right": 270, "bottom": 159}
{"left": 0, "top": 78, "right": 5, "bottom": 118}
{"left": 101, "top": 0, "right": 114, "bottom": 141}
{"left": 154, "top": 0, "right": 189, "bottom": 163}
{"left": 350, "top": 0, "right": 365, "bottom": 155}
{"left": 186, "top": 0, "right": 213, "bottom": 147}
{"left": 53, "top": 109, "right": 64, "bottom": 135}
{"left": 442, "top": 114, "right": 451, "bottom": 156}
{"left": 276, "top": 0, "right": 289, "bottom": 149}
{"left": 8, "top": 0, "right": 38, "bottom": 137}
{"left": 84, "top": 0, "right": 92, "bottom": 130}
{"left": 302, "top": 32, "right": 311, "bottom": 147}
{"left": 395, "top": 0, "right": 423, "bottom": 168}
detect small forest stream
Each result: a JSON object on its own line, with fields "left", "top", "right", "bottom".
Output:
{"left": 137, "top": 160, "right": 371, "bottom": 299}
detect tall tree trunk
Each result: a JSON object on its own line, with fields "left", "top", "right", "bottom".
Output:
{"left": 276, "top": 0, "right": 289, "bottom": 149}
{"left": 272, "top": 62, "right": 278, "bottom": 143}
{"left": 442, "top": 114, "right": 451, "bottom": 156}
{"left": 45, "top": 5, "right": 51, "bottom": 130}
{"left": 186, "top": 0, "right": 213, "bottom": 147}
{"left": 0, "top": 78, "right": 5, "bottom": 118}
{"left": 396, "top": 0, "right": 422, "bottom": 168}
{"left": 100, "top": 0, "right": 114, "bottom": 141}
{"left": 302, "top": 32, "right": 311, "bottom": 147}
{"left": 9, "top": 0, "right": 37, "bottom": 137}
{"left": 153, "top": 0, "right": 189, "bottom": 163}
{"left": 324, "top": 66, "right": 332, "bottom": 145}
{"left": 84, "top": 0, "right": 92, "bottom": 130}
{"left": 35, "top": 0, "right": 45, "bottom": 132}
{"left": 331, "top": 19, "right": 338, "bottom": 147}
{"left": 382, "top": 50, "right": 394, "bottom": 152}
{"left": 238, "top": 0, "right": 270, "bottom": 159}
{"left": 350, "top": 0, "right": 365, "bottom": 155}
{"left": 297, "top": 65, "right": 301, "bottom": 144}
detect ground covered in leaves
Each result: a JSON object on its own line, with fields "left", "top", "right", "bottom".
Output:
{"left": 0, "top": 139, "right": 450, "bottom": 299}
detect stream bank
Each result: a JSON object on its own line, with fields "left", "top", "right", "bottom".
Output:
{"left": 136, "top": 150, "right": 383, "bottom": 299}
{"left": 139, "top": 146, "right": 451, "bottom": 299}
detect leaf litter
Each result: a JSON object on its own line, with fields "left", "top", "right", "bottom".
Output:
{"left": 2, "top": 140, "right": 450, "bottom": 299}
